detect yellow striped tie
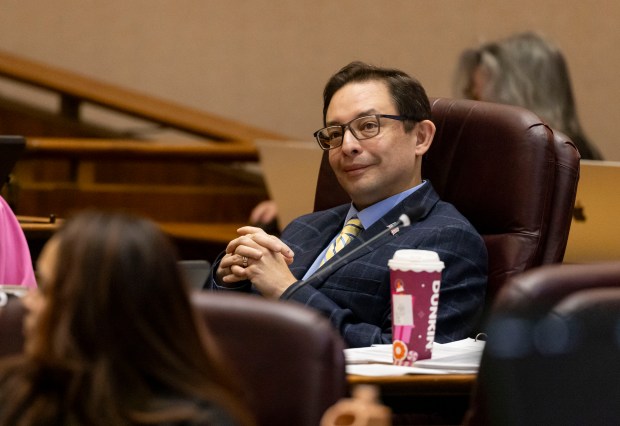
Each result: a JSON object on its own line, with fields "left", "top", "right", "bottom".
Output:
{"left": 320, "top": 217, "right": 363, "bottom": 266}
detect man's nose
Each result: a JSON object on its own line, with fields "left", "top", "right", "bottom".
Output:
{"left": 340, "top": 128, "right": 361, "bottom": 153}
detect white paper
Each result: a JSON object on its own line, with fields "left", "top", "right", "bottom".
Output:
{"left": 347, "top": 364, "right": 478, "bottom": 376}
{"left": 345, "top": 338, "right": 484, "bottom": 376}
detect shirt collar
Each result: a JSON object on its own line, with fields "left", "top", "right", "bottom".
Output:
{"left": 344, "top": 180, "right": 427, "bottom": 229}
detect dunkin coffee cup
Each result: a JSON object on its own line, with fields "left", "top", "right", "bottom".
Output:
{"left": 388, "top": 249, "right": 445, "bottom": 365}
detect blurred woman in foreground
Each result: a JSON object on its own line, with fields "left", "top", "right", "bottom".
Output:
{"left": 0, "top": 211, "right": 254, "bottom": 425}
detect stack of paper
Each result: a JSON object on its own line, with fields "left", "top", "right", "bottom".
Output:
{"left": 345, "top": 338, "right": 484, "bottom": 376}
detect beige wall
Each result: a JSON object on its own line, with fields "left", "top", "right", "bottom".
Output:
{"left": 1, "top": 0, "right": 619, "bottom": 159}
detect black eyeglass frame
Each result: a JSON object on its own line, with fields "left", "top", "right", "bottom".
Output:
{"left": 313, "top": 114, "right": 416, "bottom": 150}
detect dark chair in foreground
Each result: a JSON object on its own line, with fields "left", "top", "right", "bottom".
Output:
{"left": 191, "top": 291, "right": 347, "bottom": 426}
{"left": 314, "top": 98, "right": 580, "bottom": 327}
{"left": 465, "top": 262, "right": 620, "bottom": 425}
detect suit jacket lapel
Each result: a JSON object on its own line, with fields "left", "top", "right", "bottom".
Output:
{"left": 289, "top": 206, "right": 349, "bottom": 279}
{"left": 315, "top": 183, "right": 439, "bottom": 281}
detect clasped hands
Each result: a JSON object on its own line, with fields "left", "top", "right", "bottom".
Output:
{"left": 216, "top": 226, "right": 297, "bottom": 299}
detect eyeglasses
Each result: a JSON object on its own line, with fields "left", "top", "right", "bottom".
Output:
{"left": 313, "top": 114, "right": 415, "bottom": 150}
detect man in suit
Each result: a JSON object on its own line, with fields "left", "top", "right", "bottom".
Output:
{"left": 210, "top": 61, "right": 487, "bottom": 348}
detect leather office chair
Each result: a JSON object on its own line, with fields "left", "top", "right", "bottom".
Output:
{"left": 191, "top": 291, "right": 348, "bottom": 426}
{"left": 314, "top": 98, "right": 580, "bottom": 324}
{"left": 465, "top": 262, "right": 620, "bottom": 425}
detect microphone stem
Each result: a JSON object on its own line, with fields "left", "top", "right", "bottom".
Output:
{"left": 280, "top": 210, "right": 419, "bottom": 300}
{"left": 297, "top": 216, "right": 406, "bottom": 288}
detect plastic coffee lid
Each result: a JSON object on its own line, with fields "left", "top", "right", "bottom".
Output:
{"left": 388, "top": 249, "right": 445, "bottom": 272}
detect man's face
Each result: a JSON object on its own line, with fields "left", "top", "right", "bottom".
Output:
{"left": 326, "top": 80, "right": 421, "bottom": 209}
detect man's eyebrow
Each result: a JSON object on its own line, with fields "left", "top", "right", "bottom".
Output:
{"left": 326, "top": 109, "right": 379, "bottom": 126}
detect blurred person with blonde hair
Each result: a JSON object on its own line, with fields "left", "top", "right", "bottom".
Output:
{"left": 454, "top": 31, "right": 603, "bottom": 160}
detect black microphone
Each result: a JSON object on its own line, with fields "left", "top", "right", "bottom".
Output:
{"left": 281, "top": 206, "right": 425, "bottom": 299}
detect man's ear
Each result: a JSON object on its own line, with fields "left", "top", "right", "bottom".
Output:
{"left": 414, "top": 120, "right": 436, "bottom": 156}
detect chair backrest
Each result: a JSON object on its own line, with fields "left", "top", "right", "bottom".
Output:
{"left": 313, "top": 98, "right": 580, "bottom": 314}
{"left": 490, "top": 261, "right": 620, "bottom": 318}
{"left": 191, "top": 292, "right": 348, "bottom": 426}
{"left": 465, "top": 262, "right": 620, "bottom": 425}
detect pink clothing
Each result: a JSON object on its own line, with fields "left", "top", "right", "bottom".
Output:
{"left": 0, "top": 196, "right": 37, "bottom": 288}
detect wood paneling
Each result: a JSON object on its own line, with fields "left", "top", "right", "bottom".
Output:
{"left": 11, "top": 138, "right": 268, "bottom": 223}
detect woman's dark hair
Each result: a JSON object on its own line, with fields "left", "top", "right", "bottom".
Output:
{"left": 0, "top": 211, "right": 254, "bottom": 425}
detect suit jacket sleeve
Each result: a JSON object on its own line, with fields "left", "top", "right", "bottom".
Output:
{"left": 280, "top": 184, "right": 487, "bottom": 348}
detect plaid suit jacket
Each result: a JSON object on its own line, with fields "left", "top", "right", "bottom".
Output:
{"left": 279, "top": 182, "right": 487, "bottom": 348}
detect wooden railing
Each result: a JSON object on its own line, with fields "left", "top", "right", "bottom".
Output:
{"left": 13, "top": 137, "right": 267, "bottom": 223}
{"left": 23, "top": 137, "right": 259, "bottom": 161}
{"left": 10, "top": 137, "right": 269, "bottom": 260}
{"left": 0, "top": 50, "right": 289, "bottom": 259}
{"left": 0, "top": 49, "right": 286, "bottom": 142}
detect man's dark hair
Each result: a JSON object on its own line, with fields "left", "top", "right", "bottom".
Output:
{"left": 322, "top": 61, "right": 431, "bottom": 132}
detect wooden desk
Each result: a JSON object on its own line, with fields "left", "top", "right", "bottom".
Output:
{"left": 159, "top": 222, "right": 243, "bottom": 261}
{"left": 18, "top": 217, "right": 242, "bottom": 244}
{"left": 348, "top": 373, "right": 475, "bottom": 396}
{"left": 18, "top": 215, "right": 61, "bottom": 265}
{"left": 159, "top": 222, "right": 243, "bottom": 244}
{"left": 19, "top": 217, "right": 243, "bottom": 263}
{"left": 347, "top": 373, "right": 476, "bottom": 425}
{"left": 18, "top": 216, "right": 61, "bottom": 238}
{"left": 15, "top": 138, "right": 268, "bottom": 224}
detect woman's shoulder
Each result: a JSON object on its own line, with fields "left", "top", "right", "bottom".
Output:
{"left": 0, "top": 356, "right": 31, "bottom": 384}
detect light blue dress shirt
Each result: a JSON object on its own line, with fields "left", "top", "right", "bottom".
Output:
{"left": 302, "top": 181, "right": 426, "bottom": 279}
